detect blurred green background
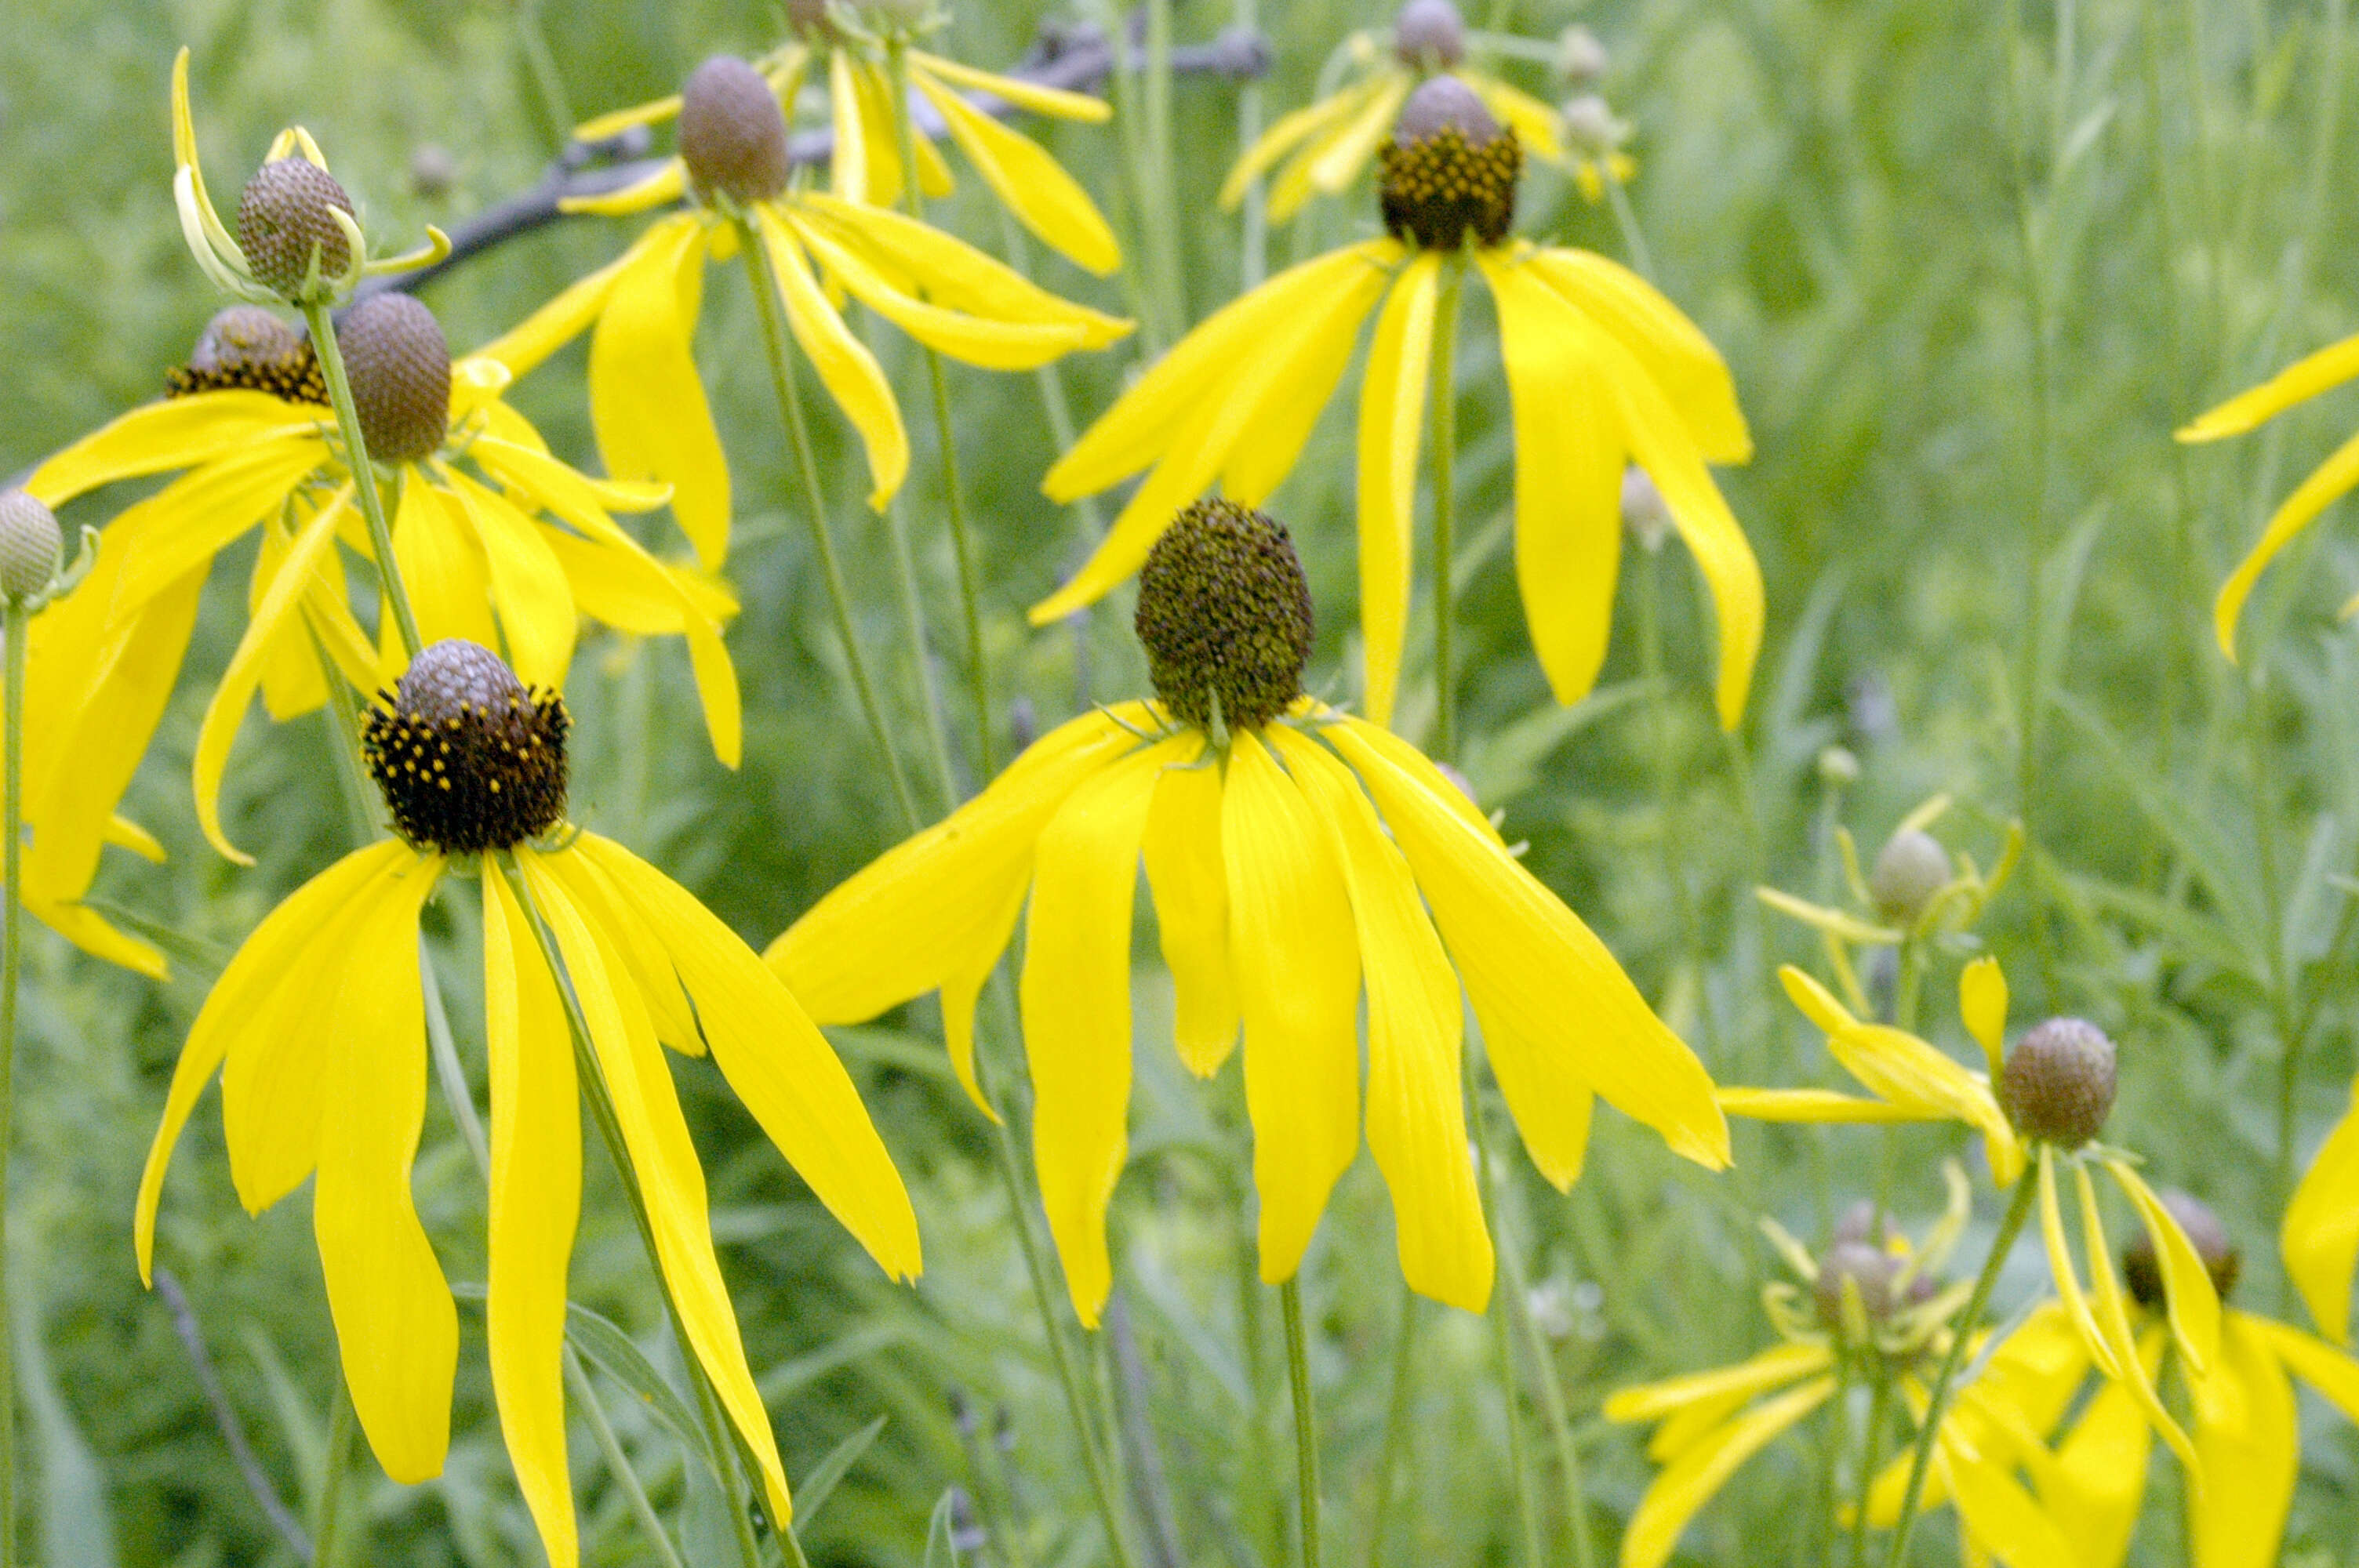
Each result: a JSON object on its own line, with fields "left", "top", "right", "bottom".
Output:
{"left": 7, "top": 0, "right": 2359, "bottom": 1562}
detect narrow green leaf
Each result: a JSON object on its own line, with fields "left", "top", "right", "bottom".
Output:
{"left": 794, "top": 1415, "right": 888, "bottom": 1526}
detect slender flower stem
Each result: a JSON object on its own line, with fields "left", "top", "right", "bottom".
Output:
{"left": 1466, "top": 1062, "right": 1543, "bottom": 1568}
{"left": 884, "top": 37, "right": 995, "bottom": 782}
{"left": 1278, "top": 1279, "right": 1321, "bottom": 1568}
{"left": 1879, "top": 1174, "right": 2040, "bottom": 1568}
{"left": 0, "top": 608, "right": 22, "bottom": 1568}
{"left": 566, "top": 1345, "right": 690, "bottom": 1568}
{"left": 301, "top": 301, "right": 422, "bottom": 660}
{"left": 1498, "top": 1227, "right": 1598, "bottom": 1568}
{"left": 312, "top": 1381, "right": 358, "bottom": 1568}
{"left": 1233, "top": 0, "right": 1267, "bottom": 291}
{"left": 736, "top": 230, "right": 922, "bottom": 833}
{"left": 1601, "top": 173, "right": 1656, "bottom": 281}
{"left": 1141, "top": 0, "right": 1187, "bottom": 335}
{"left": 1636, "top": 548, "right": 1707, "bottom": 1008}
{"left": 1429, "top": 260, "right": 1467, "bottom": 762}
{"left": 1361, "top": 1283, "right": 1417, "bottom": 1568}
{"left": 1816, "top": 1356, "right": 1852, "bottom": 1568}
{"left": 1847, "top": 1368, "right": 1892, "bottom": 1568}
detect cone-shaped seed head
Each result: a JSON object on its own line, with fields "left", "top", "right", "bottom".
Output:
{"left": 237, "top": 158, "right": 356, "bottom": 299}
{"left": 2000, "top": 1017, "right": 2117, "bottom": 1149}
{"left": 363, "top": 639, "right": 569, "bottom": 854}
{"left": 2122, "top": 1189, "right": 2239, "bottom": 1308}
{"left": 1394, "top": 0, "right": 1466, "bottom": 67}
{"left": 679, "top": 56, "right": 793, "bottom": 205}
{"left": 336, "top": 293, "right": 452, "bottom": 465}
{"left": 1379, "top": 76, "right": 1520, "bottom": 250}
{"left": 167, "top": 307, "right": 325, "bottom": 403}
{"left": 1812, "top": 1241, "right": 1900, "bottom": 1331}
{"left": 1135, "top": 499, "right": 1314, "bottom": 734}
{"left": 1870, "top": 829, "right": 1950, "bottom": 924}
{"left": 0, "top": 491, "right": 64, "bottom": 603}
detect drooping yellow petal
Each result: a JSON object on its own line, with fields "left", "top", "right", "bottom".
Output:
{"left": 2178, "top": 330, "right": 2359, "bottom": 441}
{"left": 1329, "top": 720, "right": 1728, "bottom": 1178}
{"left": 2077, "top": 1161, "right": 2201, "bottom": 1475}
{"left": 516, "top": 852, "right": 794, "bottom": 1526}
{"left": 914, "top": 76, "right": 1119, "bottom": 275}
{"left": 2188, "top": 1313, "right": 2297, "bottom": 1568}
{"left": 249, "top": 508, "right": 333, "bottom": 721}
{"left": 2284, "top": 1094, "right": 2359, "bottom": 1343}
{"left": 1485, "top": 252, "right": 1625, "bottom": 714}
{"left": 387, "top": 471, "right": 499, "bottom": 668}
{"left": 911, "top": 53, "right": 1114, "bottom": 122}
{"left": 1602, "top": 1341, "right": 1830, "bottom": 1450}
{"left": 1220, "top": 81, "right": 1373, "bottom": 209}
{"left": 136, "top": 842, "right": 415, "bottom": 1279}
{"left": 1943, "top": 1449, "right": 2077, "bottom": 1568}
{"left": 1523, "top": 247, "right": 1751, "bottom": 464}
{"left": 830, "top": 49, "right": 871, "bottom": 202}
{"left": 1619, "top": 1376, "right": 1835, "bottom": 1568}
{"left": 311, "top": 851, "right": 454, "bottom": 1485}
{"left": 2047, "top": 1340, "right": 2152, "bottom": 1568}
{"left": 27, "top": 392, "right": 322, "bottom": 510}
{"left": 1219, "top": 268, "right": 1394, "bottom": 506}
{"left": 1271, "top": 73, "right": 1408, "bottom": 220}
{"left": 439, "top": 470, "right": 579, "bottom": 691}
{"left": 473, "top": 242, "right": 638, "bottom": 378}
{"left": 1275, "top": 729, "right": 1489, "bottom": 1312}
{"left": 104, "top": 436, "right": 334, "bottom": 612}
{"left": 573, "top": 92, "right": 683, "bottom": 142}
{"left": 1020, "top": 739, "right": 1180, "bottom": 1326}
{"left": 1462, "top": 73, "right": 1566, "bottom": 163}
{"left": 2214, "top": 428, "right": 2359, "bottom": 662}
{"left": 2253, "top": 1316, "right": 2359, "bottom": 1421}
{"left": 567, "top": 836, "right": 923, "bottom": 1283}
{"left": 1961, "top": 956, "right": 2008, "bottom": 1081}
{"left": 1352, "top": 255, "right": 1441, "bottom": 728}
{"left": 786, "top": 212, "right": 1096, "bottom": 370}
{"left": 1140, "top": 738, "right": 1238, "bottom": 1076}
{"left": 769, "top": 709, "right": 1147, "bottom": 1110}
{"left": 2109, "top": 1158, "right": 2221, "bottom": 1374}
{"left": 480, "top": 869, "right": 582, "bottom": 1568}
{"left": 587, "top": 213, "right": 732, "bottom": 569}
{"left": 752, "top": 208, "right": 909, "bottom": 508}
{"left": 2037, "top": 1148, "right": 2124, "bottom": 1381}
{"left": 1715, "top": 1087, "right": 1931, "bottom": 1123}
{"left": 169, "top": 49, "right": 242, "bottom": 271}
{"left": 1775, "top": 966, "right": 2017, "bottom": 1162}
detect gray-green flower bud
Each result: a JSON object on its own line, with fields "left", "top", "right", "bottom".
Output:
{"left": 1999, "top": 1018, "right": 2117, "bottom": 1149}
{"left": 1869, "top": 829, "right": 1950, "bottom": 924}
{"left": 0, "top": 492, "right": 64, "bottom": 604}
{"left": 237, "top": 157, "right": 356, "bottom": 299}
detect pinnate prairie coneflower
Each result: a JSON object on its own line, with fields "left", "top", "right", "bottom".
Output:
{"left": 135, "top": 638, "right": 921, "bottom": 1568}
{"left": 482, "top": 53, "right": 1130, "bottom": 564}
{"left": 1035, "top": 74, "right": 1760, "bottom": 732}
{"left": 769, "top": 500, "right": 1727, "bottom": 1324}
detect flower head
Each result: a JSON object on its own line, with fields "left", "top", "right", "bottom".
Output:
{"left": 27, "top": 296, "right": 742, "bottom": 865}
{"left": 484, "top": 53, "right": 1129, "bottom": 564}
{"left": 770, "top": 503, "right": 1726, "bottom": 1324}
{"left": 135, "top": 639, "right": 920, "bottom": 1568}
{"left": 1037, "top": 79, "right": 1758, "bottom": 731}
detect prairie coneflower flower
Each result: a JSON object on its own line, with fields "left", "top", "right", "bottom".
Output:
{"left": 1037, "top": 76, "right": 1757, "bottom": 730}
{"left": 28, "top": 294, "right": 741, "bottom": 864}
{"left": 769, "top": 500, "right": 1727, "bottom": 1323}
{"left": 1220, "top": 0, "right": 1565, "bottom": 223}
{"left": 133, "top": 639, "right": 921, "bottom": 1568}
{"left": 483, "top": 55, "right": 1130, "bottom": 562}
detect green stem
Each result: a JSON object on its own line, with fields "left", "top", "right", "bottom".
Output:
{"left": 312, "top": 1380, "right": 358, "bottom": 1568}
{"left": 1602, "top": 173, "right": 1656, "bottom": 280}
{"left": 1361, "top": 1283, "right": 1416, "bottom": 1568}
{"left": 567, "top": 1345, "right": 690, "bottom": 1568}
{"left": 302, "top": 300, "right": 422, "bottom": 660}
{"left": 1467, "top": 1062, "right": 1543, "bottom": 1568}
{"left": 1234, "top": 0, "right": 1267, "bottom": 291}
{"left": 1847, "top": 1368, "right": 1892, "bottom": 1568}
{"left": 1816, "top": 1356, "right": 1852, "bottom": 1568}
{"left": 1636, "top": 548, "right": 1705, "bottom": 988}
{"left": 1429, "top": 260, "right": 1466, "bottom": 762}
{"left": 736, "top": 227, "right": 922, "bottom": 833}
{"left": 511, "top": 0, "right": 575, "bottom": 152}
{"left": 1139, "top": 0, "right": 1187, "bottom": 341}
{"left": 1879, "top": 1173, "right": 2040, "bottom": 1567}
{"left": 1498, "top": 1229, "right": 1598, "bottom": 1568}
{"left": 0, "top": 608, "right": 22, "bottom": 1568}
{"left": 1279, "top": 1279, "right": 1321, "bottom": 1568}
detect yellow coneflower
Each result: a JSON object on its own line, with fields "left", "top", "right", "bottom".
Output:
{"left": 1034, "top": 76, "right": 1757, "bottom": 731}
{"left": 135, "top": 638, "right": 921, "bottom": 1568}
{"left": 28, "top": 294, "right": 741, "bottom": 864}
{"left": 769, "top": 500, "right": 1726, "bottom": 1323}
{"left": 482, "top": 54, "right": 1129, "bottom": 559}
{"left": 2282, "top": 1078, "right": 2359, "bottom": 1342}
{"left": 1219, "top": 0, "right": 1565, "bottom": 223}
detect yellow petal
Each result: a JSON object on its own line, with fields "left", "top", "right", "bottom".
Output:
{"left": 388, "top": 471, "right": 500, "bottom": 662}
{"left": 2188, "top": 1314, "right": 2296, "bottom": 1568}
{"left": 1485, "top": 254, "right": 1626, "bottom": 713}
{"left": 2037, "top": 1149, "right": 2124, "bottom": 1380}
{"left": 2077, "top": 1160, "right": 2201, "bottom": 1475}
{"left": 1619, "top": 1375, "right": 1835, "bottom": 1568}
{"left": 1327, "top": 721, "right": 1728, "bottom": 1178}
{"left": 587, "top": 214, "right": 732, "bottom": 569}
{"left": 102, "top": 436, "right": 333, "bottom": 612}
{"left": 752, "top": 209, "right": 909, "bottom": 509}
{"left": 1960, "top": 956, "right": 2008, "bottom": 1080}
{"left": 27, "top": 392, "right": 320, "bottom": 508}
{"left": 136, "top": 842, "right": 413, "bottom": 1279}
{"left": 2179, "top": 330, "right": 2359, "bottom": 441}
{"left": 1225, "top": 732, "right": 1361, "bottom": 1284}
{"left": 473, "top": 243, "right": 638, "bottom": 379}
{"left": 830, "top": 50, "right": 871, "bottom": 203}
{"left": 915, "top": 76, "right": 1119, "bottom": 275}
{"left": 2047, "top": 1341, "right": 2152, "bottom": 1567}
{"left": 2109, "top": 1158, "right": 2221, "bottom": 1373}
{"left": 1463, "top": 73, "right": 1566, "bottom": 163}
{"left": 2214, "top": 427, "right": 2359, "bottom": 662}
{"left": 1354, "top": 255, "right": 1441, "bottom": 727}
{"left": 1523, "top": 247, "right": 1751, "bottom": 464}
{"left": 1943, "top": 1450, "right": 2077, "bottom": 1568}
{"left": 439, "top": 470, "right": 580, "bottom": 691}
{"left": 2283, "top": 1094, "right": 2359, "bottom": 1341}
{"left": 787, "top": 212, "right": 1096, "bottom": 371}
{"left": 567, "top": 837, "right": 923, "bottom": 1283}
{"left": 769, "top": 710, "right": 1147, "bottom": 1110}
{"left": 249, "top": 510, "right": 331, "bottom": 722}
{"left": 312, "top": 851, "right": 455, "bottom": 1484}
{"left": 1140, "top": 738, "right": 1238, "bottom": 1076}
{"left": 169, "top": 49, "right": 242, "bottom": 271}
{"left": 1219, "top": 264, "right": 1395, "bottom": 504}
{"left": 480, "top": 870, "right": 582, "bottom": 1568}
{"left": 536, "top": 837, "right": 701, "bottom": 1057}
{"left": 793, "top": 197, "right": 1125, "bottom": 344}
{"left": 1714, "top": 1087, "right": 1932, "bottom": 1123}
{"left": 559, "top": 159, "right": 689, "bottom": 219}
{"left": 1220, "top": 82, "right": 1371, "bottom": 209}
{"left": 1275, "top": 730, "right": 1490, "bottom": 1312}
{"left": 515, "top": 852, "right": 794, "bottom": 1526}
{"left": 1021, "top": 739, "right": 1181, "bottom": 1326}
{"left": 2252, "top": 1315, "right": 2359, "bottom": 1421}
{"left": 1271, "top": 73, "right": 1408, "bottom": 220}
{"left": 1602, "top": 1341, "right": 1828, "bottom": 1442}
{"left": 911, "top": 52, "right": 1114, "bottom": 122}
{"left": 573, "top": 91, "right": 682, "bottom": 142}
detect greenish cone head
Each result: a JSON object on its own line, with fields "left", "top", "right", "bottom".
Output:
{"left": 1136, "top": 499, "right": 1314, "bottom": 734}
{"left": 336, "top": 293, "right": 452, "bottom": 465}
{"left": 1869, "top": 828, "right": 1950, "bottom": 924}
{"left": 2122, "top": 1189, "right": 2240, "bottom": 1309}
{"left": 679, "top": 56, "right": 793, "bottom": 205}
{"left": 1379, "top": 76, "right": 1520, "bottom": 250}
{"left": 236, "top": 157, "right": 356, "bottom": 299}
{"left": 362, "top": 639, "right": 570, "bottom": 855}
{"left": 165, "top": 306, "right": 325, "bottom": 403}
{"left": 0, "top": 491, "right": 64, "bottom": 604}
{"left": 1999, "top": 1017, "right": 2117, "bottom": 1149}
{"left": 1394, "top": 0, "right": 1466, "bottom": 67}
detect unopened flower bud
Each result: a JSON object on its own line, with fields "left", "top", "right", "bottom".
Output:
{"left": 336, "top": 293, "right": 452, "bottom": 466}
{"left": 1560, "top": 93, "right": 1629, "bottom": 158}
{"left": 0, "top": 492, "right": 64, "bottom": 604}
{"left": 678, "top": 56, "right": 793, "bottom": 205}
{"left": 2000, "top": 1018, "right": 2117, "bottom": 1149}
{"left": 1812, "top": 1241, "right": 1900, "bottom": 1333}
{"left": 1556, "top": 25, "right": 1608, "bottom": 86}
{"left": 1869, "top": 829, "right": 1950, "bottom": 925}
{"left": 1394, "top": 0, "right": 1466, "bottom": 68}
{"left": 1817, "top": 746, "right": 1860, "bottom": 787}
{"left": 1830, "top": 1200, "right": 1889, "bottom": 1249}
{"left": 2122, "top": 1189, "right": 2239, "bottom": 1308}
{"left": 237, "top": 157, "right": 356, "bottom": 299}
{"left": 1621, "top": 466, "right": 1671, "bottom": 551}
